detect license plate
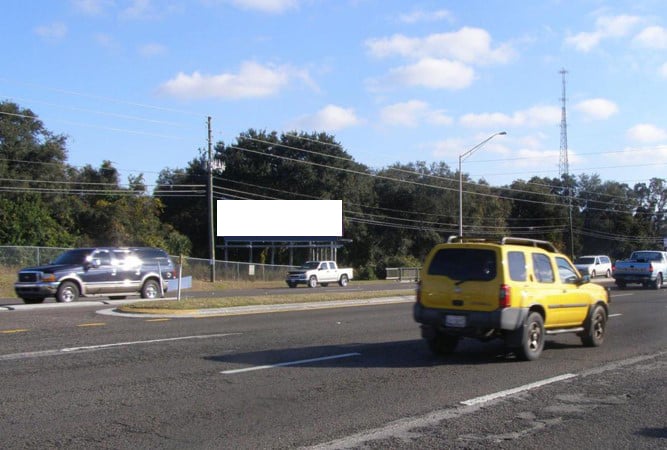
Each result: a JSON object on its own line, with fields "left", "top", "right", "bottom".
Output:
{"left": 445, "top": 315, "right": 466, "bottom": 328}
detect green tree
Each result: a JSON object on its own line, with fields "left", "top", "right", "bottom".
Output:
{"left": 0, "top": 101, "right": 73, "bottom": 246}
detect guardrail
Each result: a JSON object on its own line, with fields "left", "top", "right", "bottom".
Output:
{"left": 386, "top": 267, "right": 420, "bottom": 282}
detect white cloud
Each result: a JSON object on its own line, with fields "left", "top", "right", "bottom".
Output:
{"left": 660, "top": 62, "right": 667, "bottom": 78}
{"left": 138, "top": 43, "right": 167, "bottom": 57}
{"left": 566, "top": 14, "right": 641, "bottom": 52}
{"left": 34, "top": 22, "right": 68, "bottom": 40}
{"left": 380, "top": 100, "right": 452, "bottom": 127}
{"left": 574, "top": 98, "right": 619, "bottom": 120}
{"left": 293, "top": 105, "right": 362, "bottom": 132}
{"left": 71, "top": 0, "right": 113, "bottom": 15}
{"left": 94, "top": 33, "right": 116, "bottom": 49}
{"left": 365, "top": 27, "right": 513, "bottom": 92}
{"left": 626, "top": 124, "right": 667, "bottom": 143}
{"left": 398, "top": 9, "right": 452, "bottom": 24}
{"left": 159, "top": 61, "right": 303, "bottom": 99}
{"left": 459, "top": 105, "right": 560, "bottom": 128}
{"left": 228, "top": 0, "right": 298, "bottom": 14}
{"left": 119, "top": 0, "right": 183, "bottom": 19}
{"left": 366, "top": 27, "right": 515, "bottom": 65}
{"left": 633, "top": 26, "right": 667, "bottom": 49}
{"left": 388, "top": 58, "right": 475, "bottom": 90}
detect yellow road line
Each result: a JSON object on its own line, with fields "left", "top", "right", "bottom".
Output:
{"left": 145, "top": 318, "right": 171, "bottom": 322}
{"left": 0, "top": 329, "right": 29, "bottom": 334}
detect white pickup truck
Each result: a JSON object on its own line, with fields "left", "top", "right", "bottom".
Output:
{"left": 286, "top": 261, "right": 353, "bottom": 288}
{"left": 613, "top": 250, "right": 667, "bottom": 289}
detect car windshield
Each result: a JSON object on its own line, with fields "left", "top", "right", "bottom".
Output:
{"left": 51, "top": 249, "right": 92, "bottom": 265}
{"left": 300, "top": 262, "right": 321, "bottom": 270}
{"left": 575, "top": 257, "right": 595, "bottom": 264}
{"left": 427, "top": 248, "right": 497, "bottom": 281}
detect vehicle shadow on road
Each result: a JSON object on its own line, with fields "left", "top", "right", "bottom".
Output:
{"left": 205, "top": 338, "right": 549, "bottom": 370}
{"left": 636, "top": 427, "right": 667, "bottom": 439}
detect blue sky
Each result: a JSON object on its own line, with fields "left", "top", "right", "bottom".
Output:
{"left": 3, "top": 0, "right": 667, "bottom": 190}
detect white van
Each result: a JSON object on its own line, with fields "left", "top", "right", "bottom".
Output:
{"left": 574, "top": 255, "right": 612, "bottom": 278}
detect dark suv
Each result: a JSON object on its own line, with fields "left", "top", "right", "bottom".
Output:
{"left": 14, "top": 247, "right": 176, "bottom": 304}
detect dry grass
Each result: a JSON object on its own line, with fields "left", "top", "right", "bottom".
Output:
{"left": 120, "top": 288, "right": 416, "bottom": 311}
{"left": 1, "top": 265, "right": 415, "bottom": 309}
{"left": 0, "top": 266, "right": 17, "bottom": 298}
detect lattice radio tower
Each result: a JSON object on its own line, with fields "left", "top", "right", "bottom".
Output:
{"left": 559, "top": 68, "right": 569, "bottom": 177}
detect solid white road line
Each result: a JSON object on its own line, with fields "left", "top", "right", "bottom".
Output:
{"left": 460, "top": 373, "right": 577, "bottom": 406}
{"left": 0, "top": 333, "right": 240, "bottom": 361}
{"left": 221, "top": 352, "right": 362, "bottom": 374}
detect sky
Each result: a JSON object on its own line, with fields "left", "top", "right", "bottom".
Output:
{"left": 2, "top": 0, "right": 667, "bottom": 191}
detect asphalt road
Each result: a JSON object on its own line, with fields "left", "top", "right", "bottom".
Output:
{"left": 0, "top": 283, "right": 665, "bottom": 449}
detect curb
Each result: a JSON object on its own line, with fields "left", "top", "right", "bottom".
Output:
{"left": 101, "top": 296, "right": 416, "bottom": 319}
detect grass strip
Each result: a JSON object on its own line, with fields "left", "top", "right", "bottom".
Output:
{"left": 119, "top": 289, "right": 416, "bottom": 312}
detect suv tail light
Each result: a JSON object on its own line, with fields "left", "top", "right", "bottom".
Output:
{"left": 649, "top": 263, "right": 654, "bottom": 273}
{"left": 416, "top": 281, "right": 422, "bottom": 304}
{"left": 499, "top": 284, "right": 511, "bottom": 308}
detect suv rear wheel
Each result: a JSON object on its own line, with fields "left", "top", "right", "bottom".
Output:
{"left": 427, "top": 333, "right": 459, "bottom": 356}
{"left": 516, "top": 312, "right": 544, "bottom": 361}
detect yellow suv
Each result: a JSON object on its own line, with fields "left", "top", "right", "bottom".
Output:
{"left": 413, "top": 237, "right": 609, "bottom": 361}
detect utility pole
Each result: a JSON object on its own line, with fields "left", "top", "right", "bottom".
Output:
{"left": 208, "top": 116, "right": 216, "bottom": 282}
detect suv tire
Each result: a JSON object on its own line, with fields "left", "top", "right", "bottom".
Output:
{"left": 516, "top": 312, "right": 545, "bottom": 361}
{"left": 141, "top": 279, "right": 160, "bottom": 299}
{"left": 581, "top": 305, "right": 607, "bottom": 347}
{"left": 427, "top": 333, "right": 459, "bottom": 356}
{"left": 56, "top": 281, "right": 79, "bottom": 303}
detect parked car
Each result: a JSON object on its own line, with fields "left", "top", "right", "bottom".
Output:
{"left": 612, "top": 250, "right": 667, "bottom": 289}
{"left": 285, "top": 261, "right": 353, "bottom": 288}
{"left": 14, "top": 247, "right": 176, "bottom": 304}
{"left": 414, "top": 236, "right": 609, "bottom": 361}
{"left": 574, "top": 255, "right": 612, "bottom": 278}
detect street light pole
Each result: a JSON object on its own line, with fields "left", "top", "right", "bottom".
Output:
{"left": 458, "top": 131, "right": 507, "bottom": 237}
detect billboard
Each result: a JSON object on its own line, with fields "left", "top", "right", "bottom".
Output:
{"left": 217, "top": 200, "right": 343, "bottom": 240}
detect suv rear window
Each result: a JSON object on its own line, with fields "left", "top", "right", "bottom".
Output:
{"left": 428, "top": 248, "right": 496, "bottom": 281}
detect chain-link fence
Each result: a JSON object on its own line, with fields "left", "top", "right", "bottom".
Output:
{"left": 0, "top": 246, "right": 296, "bottom": 283}
{"left": 174, "top": 255, "right": 296, "bottom": 282}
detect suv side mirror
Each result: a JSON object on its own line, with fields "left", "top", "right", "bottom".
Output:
{"left": 577, "top": 274, "right": 591, "bottom": 285}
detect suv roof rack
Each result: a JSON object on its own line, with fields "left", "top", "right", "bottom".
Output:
{"left": 500, "top": 237, "right": 558, "bottom": 253}
{"left": 446, "top": 235, "right": 559, "bottom": 253}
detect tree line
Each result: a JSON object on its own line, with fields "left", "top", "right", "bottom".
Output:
{"left": 2, "top": 101, "right": 666, "bottom": 278}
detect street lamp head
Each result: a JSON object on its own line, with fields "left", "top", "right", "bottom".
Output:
{"left": 458, "top": 130, "right": 507, "bottom": 236}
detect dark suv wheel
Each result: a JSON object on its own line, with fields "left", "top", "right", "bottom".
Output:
{"left": 427, "top": 333, "right": 459, "bottom": 356}
{"left": 516, "top": 312, "right": 545, "bottom": 361}
{"left": 141, "top": 279, "right": 161, "bottom": 299}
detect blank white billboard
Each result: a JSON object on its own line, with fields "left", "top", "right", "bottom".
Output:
{"left": 217, "top": 200, "right": 342, "bottom": 238}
